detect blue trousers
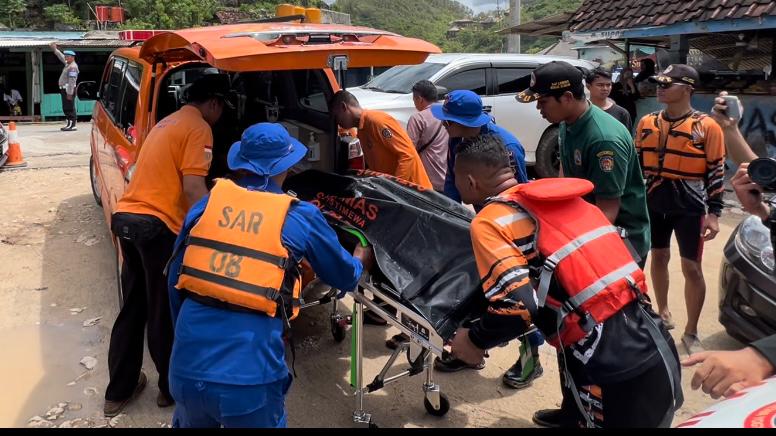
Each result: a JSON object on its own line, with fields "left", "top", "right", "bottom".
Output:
{"left": 170, "top": 374, "right": 292, "bottom": 428}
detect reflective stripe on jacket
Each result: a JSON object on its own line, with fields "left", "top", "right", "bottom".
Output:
{"left": 488, "top": 178, "right": 647, "bottom": 347}
{"left": 176, "top": 178, "right": 302, "bottom": 320}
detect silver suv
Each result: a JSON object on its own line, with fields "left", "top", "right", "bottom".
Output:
{"left": 348, "top": 53, "right": 596, "bottom": 178}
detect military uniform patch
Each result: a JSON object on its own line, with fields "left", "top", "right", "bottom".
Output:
{"left": 574, "top": 149, "right": 582, "bottom": 166}
{"left": 381, "top": 128, "right": 392, "bottom": 139}
{"left": 599, "top": 155, "right": 614, "bottom": 172}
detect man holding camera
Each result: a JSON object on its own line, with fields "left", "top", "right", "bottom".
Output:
{"left": 634, "top": 64, "right": 726, "bottom": 356}
{"left": 682, "top": 162, "right": 775, "bottom": 399}
{"left": 680, "top": 94, "right": 776, "bottom": 400}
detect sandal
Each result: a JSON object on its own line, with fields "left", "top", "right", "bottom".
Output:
{"left": 385, "top": 333, "right": 410, "bottom": 350}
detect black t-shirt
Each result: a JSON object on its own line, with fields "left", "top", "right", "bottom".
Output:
{"left": 604, "top": 103, "right": 633, "bottom": 132}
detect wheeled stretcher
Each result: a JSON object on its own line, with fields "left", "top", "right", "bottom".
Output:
{"left": 349, "top": 273, "right": 449, "bottom": 427}
{"left": 284, "top": 169, "right": 488, "bottom": 425}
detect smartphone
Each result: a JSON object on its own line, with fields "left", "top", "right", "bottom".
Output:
{"left": 720, "top": 95, "right": 743, "bottom": 120}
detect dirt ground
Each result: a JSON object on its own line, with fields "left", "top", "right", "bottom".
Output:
{"left": 0, "top": 123, "right": 748, "bottom": 428}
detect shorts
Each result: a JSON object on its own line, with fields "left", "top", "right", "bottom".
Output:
{"left": 649, "top": 210, "right": 704, "bottom": 262}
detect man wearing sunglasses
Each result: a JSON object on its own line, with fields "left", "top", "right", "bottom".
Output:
{"left": 634, "top": 64, "right": 726, "bottom": 357}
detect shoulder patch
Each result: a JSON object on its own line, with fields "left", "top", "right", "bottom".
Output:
{"left": 381, "top": 128, "right": 392, "bottom": 139}
{"left": 599, "top": 155, "right": 614, "bottom": 172}
{"left": 67, "top": 71, "right": 78, "bottom": 78}
{"left": 574, "top": 149, "right": 582, "bottom": 166}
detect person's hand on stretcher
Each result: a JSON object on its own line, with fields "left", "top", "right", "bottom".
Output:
{"left": 336, "top": 245, "right": 375, "bottom": 299}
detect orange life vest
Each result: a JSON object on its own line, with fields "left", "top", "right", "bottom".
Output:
{"left": 638, "top": 111, "right": 710, "bottom": 180}
{"left": 489, "top": 178, "right": 648, "bottom": 348}
{"left": 175, "top": 178, "right": 302, "bottom": 320}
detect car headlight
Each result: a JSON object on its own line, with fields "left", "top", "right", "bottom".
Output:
{"left": 736, "top": 215, "right": 775, "bottom": 273}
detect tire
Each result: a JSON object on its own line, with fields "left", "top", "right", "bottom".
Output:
{"left": 114, "top": 240, "right": 125, "bottom": 309}
{"left": 424, "top": 392, "right": 450, "bottom": 417}
{"left": 331, "top": 317, "right": 346, "bottom": 342}
{"left": 89, "top": 157, "right": 103, "bottom": 207}
{"left": 534, "top": 126, "right": 560, "bottom": 179}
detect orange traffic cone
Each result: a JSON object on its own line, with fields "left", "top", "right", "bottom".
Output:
{"left": 4, "top": 122, "right": 27, "bottom": 168}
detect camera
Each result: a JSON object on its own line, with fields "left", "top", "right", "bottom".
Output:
{"left": 748, "top": 157, "right": 776, "bottom": 192}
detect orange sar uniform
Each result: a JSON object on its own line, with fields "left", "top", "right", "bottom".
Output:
{"left": 635, "top": 111, "right": 725, "bottom": 261}
{"left": 357, "top": 109, "right": 433, "bottom": 189}
{"left": 105, "top": 104, "right": 212, "bottom": 404}
{"left": 117, "top": 105, "right": 213, "bottom": 233}
{"left": 467, "top": 186, "right": 679, "bottom": 428}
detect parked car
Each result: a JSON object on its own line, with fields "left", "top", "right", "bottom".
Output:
{"left": 78, "top": 23, "right": 440, "bottom": 306}
{"left": 347, "top": 53, "right": 597, "bottom": 178}
{"left": 718, "top": 214, "right": 776, "bottom": 343}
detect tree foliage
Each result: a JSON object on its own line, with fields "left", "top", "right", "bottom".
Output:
{"left": 43, "top": 3, "right": 82, "bottom": 28}
{"left": 121, "top": 0, "right": 219, "bottom": 29}
{"left": 0, "top": 0, "right": 28, "bottom": 28}
{"left": 335, "top": 0, "right": 472, "bottom": 50}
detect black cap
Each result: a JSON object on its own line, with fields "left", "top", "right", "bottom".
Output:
{"left": 184, "top": 73, "right": 235, "bottom": 109}
{"left": 516, "top": 61, "right": 584, "bottom": 103}
{"left": 648, "top": 64, "right": 699, "bottom": 87}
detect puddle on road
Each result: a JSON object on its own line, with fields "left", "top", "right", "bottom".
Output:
{"left": 0, "top": 323, "right": 106, "bottom": 426}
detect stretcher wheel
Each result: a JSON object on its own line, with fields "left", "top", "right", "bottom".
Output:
{"left": 424, "top": 393, "right": 450, "bottom": 417}
{"left": 331, "top": 317, "right": 347, "bottom": 342}
{"left": 369, "top": 422, "right": 379, "bottom": 429}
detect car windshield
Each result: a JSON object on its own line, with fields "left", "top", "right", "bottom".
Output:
{"left": 361, "top": 62, "right": 445, "bottom": 94}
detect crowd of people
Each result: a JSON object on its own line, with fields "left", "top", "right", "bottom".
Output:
{"left": 100, "top": 60, "right": 775, "bottom": 428}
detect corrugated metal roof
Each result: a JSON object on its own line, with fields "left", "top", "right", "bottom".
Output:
{"left": 0, "top": 38, "right": 131, "bottom": 48}
{"left": 0, "top": 31, "right": 85, "bottom": 39}
{"left": 570, "top": 0, "right": 776, "bottom": 32}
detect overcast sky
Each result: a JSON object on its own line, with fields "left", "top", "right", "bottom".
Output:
{"left": 459, "top": 0, "right": 505, "bottom": 13}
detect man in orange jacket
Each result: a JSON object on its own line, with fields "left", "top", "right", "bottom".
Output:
{"left": 330, "top": 90, "right": 433, "bottom": 190}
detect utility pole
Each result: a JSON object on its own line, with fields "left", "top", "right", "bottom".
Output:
{"left": 508, "top": 0, "right": 521, "bottom": 53}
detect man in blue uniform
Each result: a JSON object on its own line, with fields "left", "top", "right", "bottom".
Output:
{"left": 166, "top": 123, "right": 366, "bottom": 428}
{"left": 428, "top": 90, "right": 543, "bottom": 390}
{"left": 432, "top": 90, "right": 528, "bottom": 202}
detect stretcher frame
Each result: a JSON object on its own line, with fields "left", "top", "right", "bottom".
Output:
{"left": 349, "top": 274, "right": 450, "bottom": 427}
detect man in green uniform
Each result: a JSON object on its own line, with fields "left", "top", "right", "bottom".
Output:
{"left": 517, "top": 61, "right": 650, "bottom": 266}
{"left": 515, "top": 61, "right": 652, "bottom": 428}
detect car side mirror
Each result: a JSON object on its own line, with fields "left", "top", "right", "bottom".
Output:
{"left": 77, "top": 81, "right": 98, "bottom": 101}
{"left": 435, "top": 85, "right": 449, "bottom": 101}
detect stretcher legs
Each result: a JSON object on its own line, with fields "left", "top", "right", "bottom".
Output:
{"left": 350, "top": 289, "right": 451, "bottom": 426}
{"left": 351, "top": 299, "right": 375, "bottom": 427}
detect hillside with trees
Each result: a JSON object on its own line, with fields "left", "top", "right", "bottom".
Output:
{"left": 0, "top": 0, "right": 581, "bottom": 54}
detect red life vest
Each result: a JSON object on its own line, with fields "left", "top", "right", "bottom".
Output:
{"left": 489, "top": 178, "right": 648, "bottom": 348}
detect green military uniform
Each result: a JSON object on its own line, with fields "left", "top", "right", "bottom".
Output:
{"left": 559, "top": 103, "right": 651, "bottom": 261}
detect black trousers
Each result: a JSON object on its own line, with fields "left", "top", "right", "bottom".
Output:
{"left": 106, "top": 214, "right": 176, "bottom": 401}
{"left": 60, "top": 90, "right": 76, "bottom": 123}
{"left": 555, "top": 352, "right": 673, "bottom": 428}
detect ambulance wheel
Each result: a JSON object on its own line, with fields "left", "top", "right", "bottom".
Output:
{"left": 424, "top": 393, "right": 450, "bottom": 417}
{"left": 331, "top": 318, "right": 347, "bottom": 342}
{"left": 89, "top": 157, "right": 103, "bottom": 207}
{"left": 114, "top": 242, "right": 125, "bottom": 309}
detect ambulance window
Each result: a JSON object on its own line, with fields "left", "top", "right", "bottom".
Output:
{"left": 294, "top": 70, "right": 329, "bottom": 113}
{"left": 436, "top": 68, "right": 487, "bottom": 96}
{"left": 101, "top": 57, "right": 126, "bottom": 121}
{"left": 117, "top": 62, "right": 142, "bottom": 131}
{"left": 496, "top": 68, "right": 533, "bottom": 94}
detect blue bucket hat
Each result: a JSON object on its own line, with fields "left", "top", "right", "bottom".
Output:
{"left": 430, "top": 90, "right": 490, "bottom": 128}
{"left": 227, "top": 123, "right": 308, "bottom": 177}
{"left": 63, "top": 50, "right": 76, "bottom": 56}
